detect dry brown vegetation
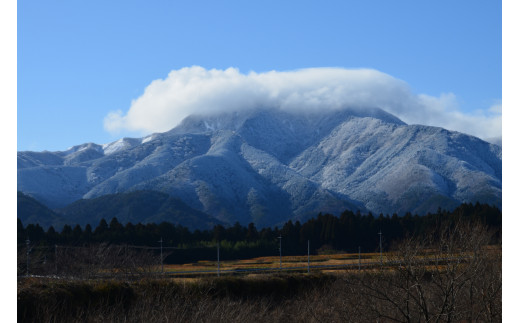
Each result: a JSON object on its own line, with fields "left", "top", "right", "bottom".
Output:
{"left": 18, "top": 220, "right": 501, "bottom": 322}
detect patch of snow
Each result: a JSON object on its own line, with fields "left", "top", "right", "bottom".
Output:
{"left": 102, "top": 139, "right": 127, "bottom": 155}
{"left": 102, "top": 138, "right": 141, "bottom": 155}
{"left": 204, "top": 121, "right": 215, "bottom": 131}
{"left": 141, "top": 134, "right": 157, "bottom": 144}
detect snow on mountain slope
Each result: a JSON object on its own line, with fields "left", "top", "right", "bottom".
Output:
{"left": 102, "top": 138, "right": 141, "bottom": 155}
{"left": 17, "top": 106, "right": 501, "bottom": 227}
{"left": 291, "top": 120, "right": 500, "bottom": 215}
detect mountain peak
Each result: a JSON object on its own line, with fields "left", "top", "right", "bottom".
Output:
{"left": 18, "top": 107, "right": 501, "bottom": 228}
{"left": 173, "top": 106, "right": 405, "bottom": 134}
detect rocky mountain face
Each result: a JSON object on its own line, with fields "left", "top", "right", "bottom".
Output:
{"left": 17, "top": 107, "right": 502, "bottom": 228}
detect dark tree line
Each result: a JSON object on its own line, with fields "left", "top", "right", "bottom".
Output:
{"left": 18, "top": 202, "right": 501, "bottom": 263}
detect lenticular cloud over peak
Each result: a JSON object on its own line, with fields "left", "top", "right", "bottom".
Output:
{"left": 104, "top": 66, "right": 501, "bottom": 142}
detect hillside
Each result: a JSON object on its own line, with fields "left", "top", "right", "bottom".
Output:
{"left": 18, "top": 106, "right": 502, "bottom": 228}
{"left": 17, "top": 191, "right": 66, "bottom": 229}
{"left": 56, "top": 190, "right": 223, "bottom": 230}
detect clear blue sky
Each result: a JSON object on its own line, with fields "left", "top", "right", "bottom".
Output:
{"left": 17, "top": 0, "right": 502, "bottom": 152}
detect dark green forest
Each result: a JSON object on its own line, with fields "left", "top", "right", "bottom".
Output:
{"left": 18, "top": 202, "right": 501, "bottom": 263}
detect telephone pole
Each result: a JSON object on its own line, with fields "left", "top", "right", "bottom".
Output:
{"left": 55, "top": 244, "right": 58, "bottom": 276}
{"left": 217, "top": 241, "right": 220, "bottom": 277}
{"left": 278, "top": 235, "right": 282, "bottom": 270}
{"left": 378, "top": 230, "right": 383, "bottom": 266}
{"left": 358, "top": 246, "right": 361, "bottom": 271}
{"left": 158, "top": 237, "right": 163, "bottom": 274}
{"left": 26, "top": 238, "right": 30, "bottom": 276}
{"left": 307, "top": 240, "right": 310, "bottom": 273}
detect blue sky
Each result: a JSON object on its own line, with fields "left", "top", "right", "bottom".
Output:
{"left": 18, "top": 0, "right": 502, "bottom": 152}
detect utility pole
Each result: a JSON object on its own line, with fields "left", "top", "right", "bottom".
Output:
{"left": 378, "top": 230, "right": 383, "bottom": 266}
{"left": 26, "top": 238, "right": 30, "bottom": 276}
{"left": 217, "top": 241, "right": 220, "bottom": 277}
{"left": 159, "top": 237, "right": 163, "bottom": 274}
{"left": 307, "top": 240, "right": 310, "bottom": 273}
{"left": 55, "top": 244, "right": 58, "bottom": 276}
{"left": 358, "top": 246, "right": 361, "bottom": 271}
{"left": 278, "top": 235, "right": 282, "bottom": 270}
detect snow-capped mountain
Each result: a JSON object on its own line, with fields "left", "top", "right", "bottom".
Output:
{"left": 17, "top": 107, "right": 501, "bottom": 228}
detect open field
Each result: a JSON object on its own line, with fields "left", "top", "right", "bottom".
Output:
{"left": 18, "top": 239, "right": 501, "bottom": 280}
{"left": 149, "top": 245, "right": 502, "bottom": 277}
{"left": 162, "top": 252, "right": 380, "bottom": 275}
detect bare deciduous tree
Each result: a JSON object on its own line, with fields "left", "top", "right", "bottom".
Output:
{"left": 337, "top": 220, "right": 501, "bottom": 322}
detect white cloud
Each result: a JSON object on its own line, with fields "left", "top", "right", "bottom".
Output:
{"left": 489, "top": 103, "right": 502, "bottom": 115}
{"left": 104, "top": 66, "right": 502, "bottom": 141}
{"left": 103, "top": 110, "right": 125, "bottom": 133}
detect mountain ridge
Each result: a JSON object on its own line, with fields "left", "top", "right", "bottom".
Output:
{"left": 17, "top": 106, "right": 501, "bottom": 228}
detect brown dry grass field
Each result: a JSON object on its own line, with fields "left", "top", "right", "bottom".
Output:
{"left": 162, "top": 252, "right": 377, "bottom": 274}
{"left": 157, "top": 245, "right": 501, "bottom": 276}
